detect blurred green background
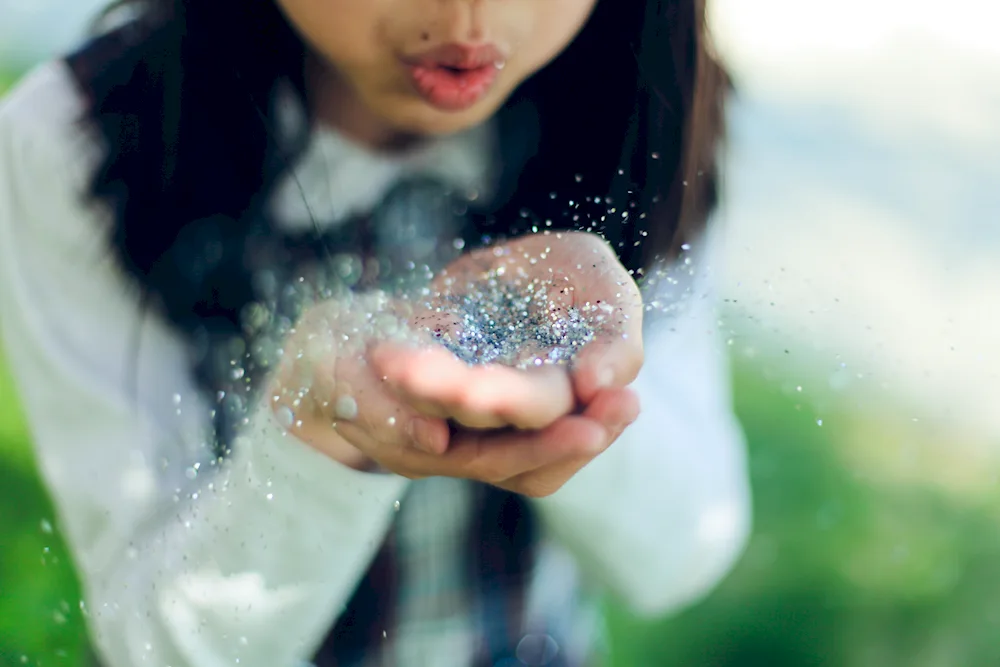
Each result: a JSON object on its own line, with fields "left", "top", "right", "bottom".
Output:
{"left": 5, "top": 306, "right": 1000, "bottom": 666}
{"left": 4, "top": 60, "right": 1000, "bottom": 666}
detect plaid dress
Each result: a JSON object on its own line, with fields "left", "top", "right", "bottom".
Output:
{"left": 313, "top": 478, "right": 604, "bottom": 667}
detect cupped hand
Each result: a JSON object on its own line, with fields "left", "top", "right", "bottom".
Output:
{"left": 269, "top": 291, "right": 576, "bottom": 473}
{"left": 270, "top": 231, "right": 644, "bottom": 493}
{"left": 372, "top": 384, "right": 639, "bottom": 498}
{"left": 379, "top": 231, "right": 645, "bottom": 427}
{"left": 270, "top": 295, "right": 638, "bottom": 495}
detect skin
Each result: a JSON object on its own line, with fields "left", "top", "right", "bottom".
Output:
{"left": 275, "top": 0, "right": 599, "bottom": 145}
{"left": 270, "top": 0, "right": 646, "bottom": 497}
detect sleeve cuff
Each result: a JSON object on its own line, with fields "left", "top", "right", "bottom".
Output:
{"left": 235, "top": 401, "right": 410, "bottom": 514}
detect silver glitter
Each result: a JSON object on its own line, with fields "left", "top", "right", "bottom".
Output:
{"left": 421, "top": 272, "right": 598, "bottom": 368}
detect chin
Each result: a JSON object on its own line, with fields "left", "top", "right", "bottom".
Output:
{"left": 383, "top": 95, "right": 505, "bottom": 138}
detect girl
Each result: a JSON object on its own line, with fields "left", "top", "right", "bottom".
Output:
{"left": 0, "top": 0, "right": 750, "bottom": 665}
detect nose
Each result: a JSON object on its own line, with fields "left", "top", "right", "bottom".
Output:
{"left": 443, "top": 0, "right": 489, "bottom": 44}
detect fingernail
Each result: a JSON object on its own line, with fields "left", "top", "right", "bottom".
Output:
{"left": 408, "top": 418, "right": 444, "bottom": 454}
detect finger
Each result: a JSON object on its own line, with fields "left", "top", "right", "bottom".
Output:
{"left": 369, "top": 343, "right": 469, "bottom": 415}
{"left": 572, "top": 332, "right": 644, "bottom": 404}
{"left": 370, "top": 343, "right": 470, "bottom": 397}
{"left": 370, "top": 344, "right": 505, "bottom": 428}
{"left": 581, "top": 386, "right": 642, "bottom": 438}
{"left": 569, "top": 270, "right": 644, "bottom": 403}
{"left": 430, "top": 416, "right": 606, "bottom": 484}
{"left": 451, "top": 364, "right": 573, "bottom": 430}
{"left": 371, "top": 343, "right": 575, "bottom": 430}
{"left": 502, "top": 451, "right": 594, "bottom": 499}
{"left": 500, "top": 387, "right": 641, "bottom": 497}
{"left": 394, "top": 397, "right": 453, "bottom": 421}
{"left": 325, "top": 354, "right": 451, "bottom": 456}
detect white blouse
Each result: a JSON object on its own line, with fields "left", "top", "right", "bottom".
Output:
{"left": 0, "top": 60, "right": 751, "bottom": 667}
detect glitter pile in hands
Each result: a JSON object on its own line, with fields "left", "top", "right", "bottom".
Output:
{"left": 422, "top": 273, "right": 598, "bottom": 368}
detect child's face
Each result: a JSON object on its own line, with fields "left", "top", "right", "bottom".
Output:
{"left": 275, "top": 0, "right": 598, "bottom": 138}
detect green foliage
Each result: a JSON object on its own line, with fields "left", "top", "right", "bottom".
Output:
{"left": 0, "top": 72, "right": 15, "bottom": 98}
{"left": 607, "top": 363, "right": 1000, "bottom": 667}
{"left": 0, "top": 364, "right": 88, "bottom": 666}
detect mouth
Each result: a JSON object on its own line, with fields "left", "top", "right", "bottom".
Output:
{"left": 405, "top": 62, "right": 500, "bottom": 112}
{"left": 401, "top": 43, "right": 506, "bottom": 112}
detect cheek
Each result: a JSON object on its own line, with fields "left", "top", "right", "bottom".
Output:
{"left": 508, "top": 0, "right": 599, "bottom": 75}
{"left": 274, "top": 0, "right": 387, "bottom": 67}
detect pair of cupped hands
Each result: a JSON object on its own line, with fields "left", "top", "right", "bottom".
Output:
{"left": 270, "top": 232, "right": 644, "bottom": 498}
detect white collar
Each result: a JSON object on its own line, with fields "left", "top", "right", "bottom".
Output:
{"left": 269, "top": 87, "right": 496, "bottom": 233}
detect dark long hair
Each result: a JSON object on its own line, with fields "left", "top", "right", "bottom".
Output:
{"left": 68, "top": 0, "right": 728, "bottom": 445}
